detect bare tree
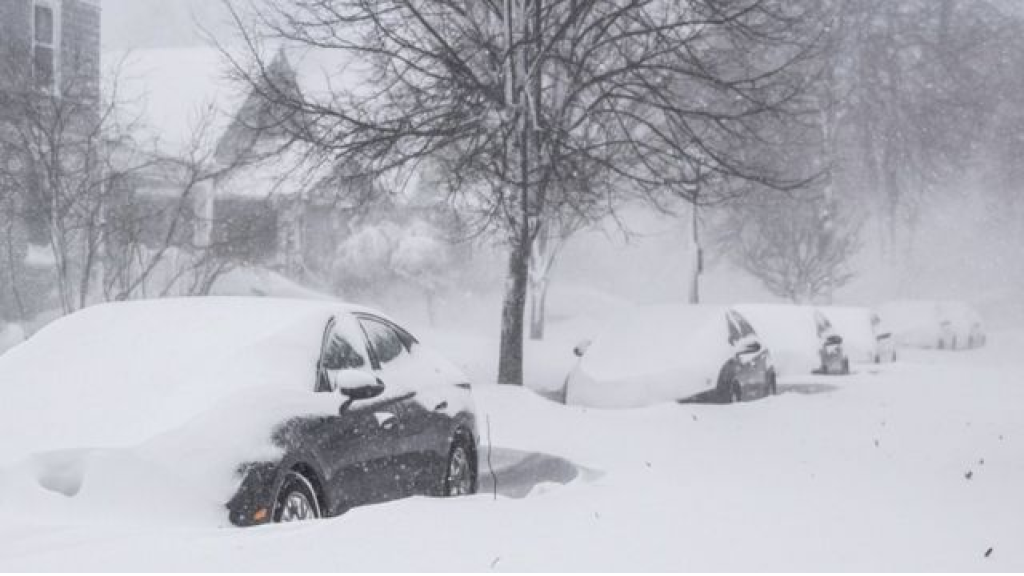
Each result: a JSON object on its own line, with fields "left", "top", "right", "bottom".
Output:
{"left": 720, "top": 190, "right": 861, "bottom": 304}
{"left": 0, "top": 47, "right": 257, "bottom": 319}
{"left": 225, "top": 0, "right": 823, "bottom": 384}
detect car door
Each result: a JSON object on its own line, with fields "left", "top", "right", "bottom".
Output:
{"left": 355, "top": 315, "right": 436, "bottom": 497}
{"left": 310, "top": 313, "right": 411, "bottom": 508}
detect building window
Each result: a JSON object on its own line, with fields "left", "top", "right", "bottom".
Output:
{"left": 33, "top": 3, "right": 57, "bottom": 90}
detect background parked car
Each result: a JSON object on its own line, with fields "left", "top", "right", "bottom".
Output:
{"left": 879, "top": 300, "right": 986, "bottom": 350}
{"left": 819, "top": 307, "right": 898, "bottom": 364}
{"left": 563, "top": 305, "right": 776, "bottom": 408}
{"left": 736, "top": 304, "right": 850, "bottom": 376}
{"left": 0, "top": 298, "right": 478, "bottom": 527}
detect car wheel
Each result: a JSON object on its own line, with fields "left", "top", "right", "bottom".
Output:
{"left": 874, "top": 354, "right": 881, "bottom": 364}
{"left": 443, "top": 436, "right": 476, "bottom": 497}
{"left": 767, "top": 370, "right": 778, "bottom": 396}
{"left": 273, "top": 470, "right": 321, "bottom": 523}
{"left": 841, "top": 358, "right": 850, "bottom": 375}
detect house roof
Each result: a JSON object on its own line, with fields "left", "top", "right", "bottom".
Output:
{"left": 106, "top": 43, "right": 379, "bottom": 201}
{"left": 108, "top": 47, "right": 245, "bottom": 157}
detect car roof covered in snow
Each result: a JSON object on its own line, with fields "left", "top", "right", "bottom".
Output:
{"left": 580, "top": 304, "right": 732, "bottom": 381}
{"left": 0, "top": 297, "right": 388, "bottom": 461}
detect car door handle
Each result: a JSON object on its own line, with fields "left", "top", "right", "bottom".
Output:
{"left": 434, "top": 401, "right": 448, "bottom": 412}
{"left": 373, "top": 412, "right": 398, "bottom": 430}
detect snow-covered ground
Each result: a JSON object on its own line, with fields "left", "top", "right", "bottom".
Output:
{"left": 1, "top": 329, "right": 1022, "bottom": 570}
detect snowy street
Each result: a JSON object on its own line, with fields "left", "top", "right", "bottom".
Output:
{"left": 2, "top": 333, "right": 1021, "bottom": 571}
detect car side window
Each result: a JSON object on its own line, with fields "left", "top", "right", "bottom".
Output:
{"left": 359, "top": 318, "right": 410, "bottom": 366}
{"left": 726, "top": 314, "right": 742, "bottom": 345}
{"left": 322, "top": 330, "right": 367, "bottom": 371}
{"left": 316, "top": 315, "right": 371, "bottom": 392}
{"left": 735, "top": 315, "right": 756, "bottom": 338}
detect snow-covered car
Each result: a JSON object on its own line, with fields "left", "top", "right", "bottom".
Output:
{"left": 878, "top": 300, "right": 985, "bottom": 350}
{"left": 870, "top": 311, "right": 899, "bottom": 362}
{"left": 0, "top": 298, "right": 478, "bottom": 527}
{"left": 735, "top": 304, "right": 850, "bottom": 376}
{"left": 819, "top": 307, "right": 898, "bottom": 365}
{"left": 563, "top": 305, "right": 776, "bottom": 408}
{"left": 941, "top": 301, "right": 986, "bottom": 349}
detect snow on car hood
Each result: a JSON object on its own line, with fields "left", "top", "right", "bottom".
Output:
{"left": 0, "top": 297, "right": 356, "bottom": 463}
{"left": 568, "top": 305, "right": 733, "bottom": 408}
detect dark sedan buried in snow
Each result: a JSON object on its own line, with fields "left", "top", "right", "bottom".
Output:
{"left": 0, "top": 298, "right": 479, "bottom": 527}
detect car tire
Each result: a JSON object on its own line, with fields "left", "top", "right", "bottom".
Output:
{"left": 273, "top": 470, "right": 321, "bottom": 523}
{"left": 841, "top": 358, "right": 850, "bottom": 375}
{"left": 442, "top": 435, "right": 477, "bottom": 497}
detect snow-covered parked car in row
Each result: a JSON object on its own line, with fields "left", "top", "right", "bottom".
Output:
{"left": 878, "top": 300, "right": 986, "bottom": 350}
{"left": 0, "top": 298, "right": 478, "bottom": 527}
{"left": 735, "top": 304, "right": 850, "bottom": 376}
{"left": 564, "top": 305, "right": 776, "bottom": 408}
{"left": 819, "top": 306, "right": 898, "bottom": 364}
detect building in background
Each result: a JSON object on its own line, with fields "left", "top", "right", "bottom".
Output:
{"left": 0, "top": 0, "right": 102, "bottom": 322}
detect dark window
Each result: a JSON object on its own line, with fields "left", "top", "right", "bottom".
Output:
{"left": 360, "top": 319, "right": 409, "bottom": 366}
{"left": 322, "top": 332, "right": 366, "bottom": 371}
{"left": 734, "top": 314, "right": 756, "bottom": 338}
{"left": 33, "top": 5, "right": 55, "bottom": 90}
{"left": 727, "top": 314, "right": 741, "bottom": 345}
{"left": 815, "top": 311, "right": 832, "bottom": 337}
{"left": 35, "top": 5, "right": 54, "bottom": 43}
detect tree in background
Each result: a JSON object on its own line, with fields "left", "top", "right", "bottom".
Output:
{"left": 226, "top": 0, "right": 823, "bottom": 384}
{"left": 720, "top": 190, "right": 862, "bottom": 304}
{"left": 0, "top": 47, "right": 259, "bottom": 321}
{"left": 334, "top": 218, "right": 453, "bottom": 326}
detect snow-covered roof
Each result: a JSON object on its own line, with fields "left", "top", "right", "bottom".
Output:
{"left": 107, "top": 43, "right": 372, "bottom": 201}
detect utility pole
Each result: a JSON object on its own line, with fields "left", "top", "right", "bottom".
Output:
{"left": 688, "top": 171, "right": 703, "bottom": 305}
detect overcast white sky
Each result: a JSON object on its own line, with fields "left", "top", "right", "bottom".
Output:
{"left": 102, "top": 0, "right": 235, "bottom": 51}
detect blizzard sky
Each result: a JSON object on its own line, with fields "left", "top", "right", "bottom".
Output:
{"left": 101, "top": 0, "right": 235, "bottom": 51}
{"left": 97, "top": 0, "right": 1024, "bottom": 326}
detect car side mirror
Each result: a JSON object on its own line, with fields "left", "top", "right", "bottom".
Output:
{"left": 740, "top": 340, "right": 762, "bottom": 355}
{"left": 329, "top": 369, "right": 385, "bottom": 401}
{"left": 825, "top": 334, "right": 843, "bottom": 346}
{"left": 573, "top": 339, "right": 593, "bottom": 358}
{"left": 734, "top": 335, "right": 761, "bottom": 355}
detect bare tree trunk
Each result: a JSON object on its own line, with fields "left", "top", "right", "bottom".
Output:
{"left": 498, "top": 230, "right": 529, "bottom": 385}
{"left": 687, "top": 191, "right": 701, "bottom": 305}
{"left": 529, "top": 276, "right": 548, "bottom": 340}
